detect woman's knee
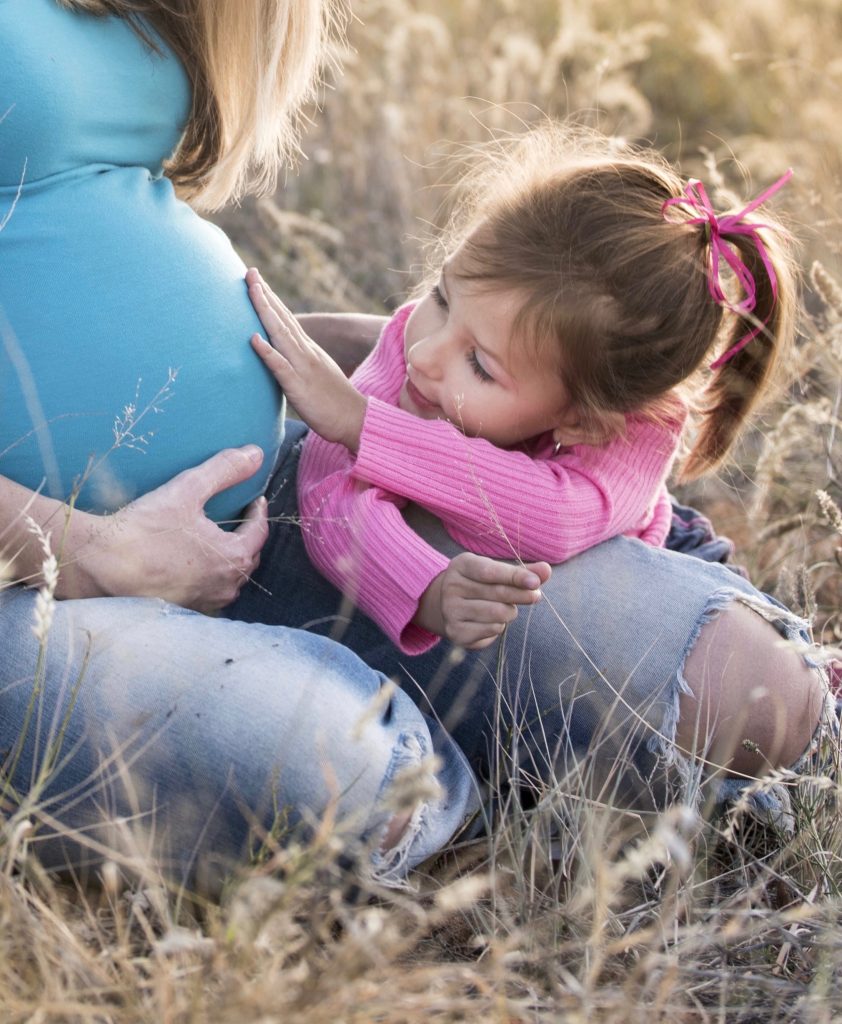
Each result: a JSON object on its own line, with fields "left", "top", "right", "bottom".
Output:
{"left": 675, "top": 601, "right": 826, "bottom": 778}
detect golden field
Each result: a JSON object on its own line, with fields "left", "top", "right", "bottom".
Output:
{"left": 4, "top": 1, "right": 842, "bottom": 1021}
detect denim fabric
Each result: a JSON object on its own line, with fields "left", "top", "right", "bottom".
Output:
{"left": 666, "top": 496, "right": 746, "bottom": 575}
{"left": 228, "top": 421, "right": 830, "bottom": 818}
{"left": 0, "top": 586, "right": 478, "bottom": 889}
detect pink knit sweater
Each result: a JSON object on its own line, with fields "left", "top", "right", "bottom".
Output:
{"left": 298, "top": 304, "right": 684, "bottom": 654}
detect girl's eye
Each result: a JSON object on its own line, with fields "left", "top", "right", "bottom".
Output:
{"left": 430, "top": 284, "right": 448, "bottom": 310}
{"left": 467, "top": 349, "right": 494, "bottom": 383}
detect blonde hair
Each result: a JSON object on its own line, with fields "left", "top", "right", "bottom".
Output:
{"left": 58, "top": 0, "right": 341, "bottom": 210}
{"left": 439, "top": 125, "right": 797, "bottom": 480}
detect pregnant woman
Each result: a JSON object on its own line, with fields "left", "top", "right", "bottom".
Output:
{"left": 0, "top": 0, "right": 477, "bottom": 889}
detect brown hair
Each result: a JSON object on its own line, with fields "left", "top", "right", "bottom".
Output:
{"left": 440, "top": 125, "right": 797, "bottom": 480}
{"left": 57, "top": 0, "right": 342, "bottom": 210}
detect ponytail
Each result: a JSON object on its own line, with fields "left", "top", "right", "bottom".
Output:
{"left": 663, "top": 173, "right": 798, "bottom": 482}
{"left": 680, "top": 226, "right": 796, "bottom": 479}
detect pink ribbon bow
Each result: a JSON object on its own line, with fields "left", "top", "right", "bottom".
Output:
{"left": 662, "top": 168, "right": 793, "bottom": 369}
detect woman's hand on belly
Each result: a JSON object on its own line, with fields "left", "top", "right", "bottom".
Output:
{"left": 76, "top": 445, "right": 270, "bottom": 612}
{"left": 1, "top": 447, "right": 269, "bottom": 611}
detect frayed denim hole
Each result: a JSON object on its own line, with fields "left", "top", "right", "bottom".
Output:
{"left": 648, "top": 587, "right": 819, "bottom": 766}
{"left": 367, "top": 731, "right": 446, "bottom": 887}
{"left": 656, "top": 589, "right": 835, "bottom": 824}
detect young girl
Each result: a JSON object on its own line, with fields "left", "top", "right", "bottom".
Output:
{"left": 248, "top": 126, "right": 796, "bottom": 657}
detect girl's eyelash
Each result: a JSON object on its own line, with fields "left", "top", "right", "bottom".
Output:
{"left": 467, "top": 349, "right": 494, "bottom": 382}
{"left": 431, "top": 284, "right": 448, "bottom": 309}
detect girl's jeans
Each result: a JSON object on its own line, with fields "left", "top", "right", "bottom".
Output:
{"left": 228, "top": 422, "right": 833, "bottom": 823}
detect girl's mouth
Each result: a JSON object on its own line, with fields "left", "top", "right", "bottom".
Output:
{"left": 404, "top": 377, "right": 439, "bottom": 413}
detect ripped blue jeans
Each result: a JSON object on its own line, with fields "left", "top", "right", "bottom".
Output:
{"left": 0, "top": 588, "right": 478, "bottom": 890}
{"left": 228, "top": 422, "right": 836, "bottom": 825}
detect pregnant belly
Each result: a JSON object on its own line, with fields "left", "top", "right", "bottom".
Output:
{"left": 0, "top": 167, "right": 284, "bottom": 522}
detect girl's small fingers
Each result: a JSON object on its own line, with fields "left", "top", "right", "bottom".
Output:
{"left": 251, "top": 333, "right": 279, "bottom": 360}
{"left": 249, "top": 291, "right": 281, "bottom": 337}
{"left": 458, "top": 580, "right": 541, "bottom": 605}
{"left": 248, "top": 275, "right": 307, "bottom": 343}
{"left": 519, "top": 561, "right": 552, "bottom": 586}
{"left": 469, "top": 601, "right": 519, "bottom": 625}
{"left": 455, "top": 552, "right": 542, "bottom": 590}
{"left": 508, "top": 567, "right": 543, "bottom": 590}
{"left": 507, "top": 586, "right": 542, "bottom": 606}
{"left": 253, "top": 282, "right": 304, "bottom": 336}
{"left": 464, "top": 635, "right": 502, "bottom": 651}
{"left": 249, "top": 283, "right": 285, "bottom": 330}
{"left": 457, "top": 622, "right": 507, "bottom": 649}
{"left": 257, "top": 276, "right": 290, "bottom": 320}
{"left": 251, "top": 335, "right": 293, "bottom": 378}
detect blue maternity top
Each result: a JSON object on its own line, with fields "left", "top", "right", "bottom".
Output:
{"left": 0, "top": 0, "right": 284, "bottom": 521}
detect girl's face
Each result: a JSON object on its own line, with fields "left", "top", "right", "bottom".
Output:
{"left": 399, "top": 257, "right": 580, "bottom": 448}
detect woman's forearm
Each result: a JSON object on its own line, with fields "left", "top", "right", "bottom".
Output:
{"left": 0, "top": 475, "right": 103, "bottom": 595}
{"left": 296, "top": 312, "right": 386, "bottom": 376}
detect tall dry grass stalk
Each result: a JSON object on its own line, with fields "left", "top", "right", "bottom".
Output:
{"left": 217, "top": 0, "right": 842, "bottom": 312}
{"left": 749, "top": 261, "right": 842, "bottom": 644}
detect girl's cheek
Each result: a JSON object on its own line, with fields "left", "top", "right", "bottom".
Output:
{"left": 403, "top": 305, "right": 424, "bottom": 359}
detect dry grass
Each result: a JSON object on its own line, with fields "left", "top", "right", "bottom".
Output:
{"left": 3, "top": 759, "right": 842, "bottom": 1022}
{"left": 6, "top": 0, "right": 842, "bottom": 1020}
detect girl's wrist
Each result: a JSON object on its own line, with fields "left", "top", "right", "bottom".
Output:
{"left": 341, "top": 391, "right": 369, "bottom": 453}
{"left": 413, "top": 571, "right": 446, "bottom": 636}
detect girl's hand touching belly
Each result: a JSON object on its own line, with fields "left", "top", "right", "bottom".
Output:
{"left": 247, "top": 268, "right": 368, "bottom": 452}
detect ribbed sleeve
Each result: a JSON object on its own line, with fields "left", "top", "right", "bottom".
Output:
{"left": 297, "top": 460, "right": 448, "bottom": 653}
{"left": 354, "top": 399, "right": 680, "bottom": 562}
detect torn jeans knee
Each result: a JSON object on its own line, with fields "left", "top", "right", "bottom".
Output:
{"left": 647, "top": 586, "right": 838, "bottom": 829}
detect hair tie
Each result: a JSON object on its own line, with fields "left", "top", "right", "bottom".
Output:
{"left": 662, "top": 168, "right": 793, "bottom": 369}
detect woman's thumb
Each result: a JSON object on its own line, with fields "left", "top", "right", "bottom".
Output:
{"left": 188, "top": 445, "right": 265, "bottom": 504}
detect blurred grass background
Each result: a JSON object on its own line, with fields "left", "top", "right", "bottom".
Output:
{"left": 216, "top": 0, "right": 842, "bottom": 643}
{"left": 218, "top": 0, "right": 842, "bottom": 313}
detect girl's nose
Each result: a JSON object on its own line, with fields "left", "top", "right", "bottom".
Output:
{"left": 407, "top": 333, "right": 445, "bottom": 380}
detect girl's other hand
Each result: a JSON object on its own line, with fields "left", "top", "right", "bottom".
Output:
{"left": 246, "top": 268, "right": 368, "bottom": 452}
{"left": 416, "top": 552, "right": 552, "bottom": 649}
{"left": 75, "top": 446, "right": 269, "bottom": 613}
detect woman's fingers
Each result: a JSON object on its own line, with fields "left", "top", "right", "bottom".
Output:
{"left": 89, "top": 444, "right": 271, "bottom": 612}
{"left": 233, "top": 495, "right": 269, "bottom": 567}
{"left": 177, "top": 445, "right": 265, "bottom": 507}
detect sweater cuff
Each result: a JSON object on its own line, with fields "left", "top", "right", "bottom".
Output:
{"left": 370, "top": 528, "right": 449, "bottom": 655}
{"left": 355, "top": 397, "right": 427, "bottom": 485}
